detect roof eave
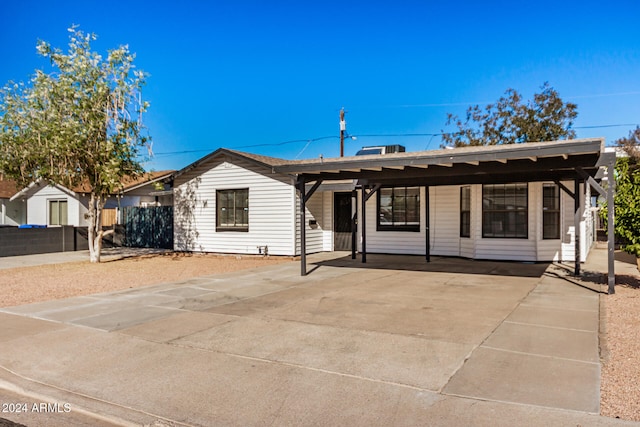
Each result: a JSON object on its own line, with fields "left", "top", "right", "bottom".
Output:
{"left": 275, "top": 138, "right": 605, "bottom": 174}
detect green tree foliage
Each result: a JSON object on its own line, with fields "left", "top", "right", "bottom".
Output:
{"left": 442, "top": 82, "right": 578, "bottom": 147}
{"left": 0, "top": 27, "right": 151, "bottom": 262}
{"left": 603, "top": 128, "right": 640, "bottom": 257}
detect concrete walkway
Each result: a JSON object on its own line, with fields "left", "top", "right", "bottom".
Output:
{"left": 0, "top": 249, "right": 637, "bottom": 426}
{"left": 0, "top": 247, "right": 169, "bottom": 270}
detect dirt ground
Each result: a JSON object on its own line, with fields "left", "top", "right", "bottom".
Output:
{"left": 0, "top": 252, "right": 291, "bottom": 308}
{"left": 600, "top": 280, "right": 640, "bottom": 422}
{"left": 1, "top": 251, "right": 639, "bottom": 421}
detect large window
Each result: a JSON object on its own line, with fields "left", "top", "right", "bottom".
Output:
{"left": 482, "top": 183, "right": 528, "bottom": 238}
{"left": 377, "top": 187, "right": 420, "bottom": 231}
{"left": 49, "top": 200, "right": 68, "bottom": 226}
{"left": 216, "top": 189, "right": 249, "bottom": 232}
{"left": 460, "top": 186, "right": 471, "bottom": 238}
{"left": 542, "top": 184, "right": 560, "bottom": 239}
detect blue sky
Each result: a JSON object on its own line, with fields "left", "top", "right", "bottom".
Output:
{"left": 2, "top": 1, "right": 640, "bottom": 172}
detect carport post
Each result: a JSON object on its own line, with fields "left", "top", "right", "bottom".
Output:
{"left": 361, "top": 185, "right": 367, "bottom": 263}
{"left": 351, "top": 189, "right": 357, "bottom": 260}
{"left": 606, "top": 159, "right": 616, "bottom": 294}
{"left": 425, "top": 186, "right": 430, "bottom": 262}
{"left": 574, "top": 178, "right": 581, "bottom": 276}
{"left": 298, "top": 178, "right": 307, "bottom": 276}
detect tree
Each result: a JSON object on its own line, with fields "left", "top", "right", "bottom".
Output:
{"left": 0, "top": 27, "right": 151, "bottom": 262}
{"left": 442, "top": 82, "right": 578, "bottom": 147}
{"left": 603, "top": 128, "right": 640, "bottom": 259}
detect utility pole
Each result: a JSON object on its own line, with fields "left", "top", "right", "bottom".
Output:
{"left": 339, "top": 108, "right": 346, "bottom": 157}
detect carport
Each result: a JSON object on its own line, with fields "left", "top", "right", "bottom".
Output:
{"left": 274, "top": 138, "right": 617, "bottom": 293}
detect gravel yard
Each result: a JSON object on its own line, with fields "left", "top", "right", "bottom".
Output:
{"left": 0, "top": 251, "right": 638, "bottom": 421}
{"left": 600, "top": 278, "right": 640, "bottom": 422}
{"left": 0, "top": 252, "right": 291, "bottom": 308}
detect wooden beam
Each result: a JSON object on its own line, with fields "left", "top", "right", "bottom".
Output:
{"left": 528, "top": 156, "right": 537, "bottom": 162}
{"left": 303, "top": 180, "right": 323, "bottom": 203}
{"left": 437, "top": 163, "right": 453, "bottom": 168}
{"left": 495, "top": 159, "right": 507, "bottom": 164}
{"left": 576, "top": 167, "right": 607, "bottom": 197}
{"left": 554, "top": 180, "right": 575, "bottom": 199}
{"left": 363, "top": 184, "right": 381, "bottom": 202}
{"left": 465, "top": 161, "right": 480, "bottom": 166}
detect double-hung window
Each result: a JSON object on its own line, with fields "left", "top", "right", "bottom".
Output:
{"left": 460, "top": 186, "right": 471, "bottom": 238}
{"left": 216, "top": 189, "right": 249, "bottom": 232}
{"left": 482, "top": 183, "right": 528, "bottom": 238}
{"left": 542, "top": 184, "right": 560, "bottom": 239}
{"left": 49, "top": 200, "right": 68, "bottom": 226}
{"left": 377, "top": 187, "right": 420, "bottom": 231}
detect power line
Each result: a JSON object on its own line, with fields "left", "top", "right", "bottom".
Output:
{"left": 152, "top": 123, "right": 639, "bottom": 157}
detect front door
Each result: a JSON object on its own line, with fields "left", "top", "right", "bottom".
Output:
{"left": 334, "top": 192, "right": 352, "bottom": 251}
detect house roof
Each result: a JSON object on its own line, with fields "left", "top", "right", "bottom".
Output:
{"left": 10, "top": 170, "right": 175, "bottom": 201}
{"left": 174, "top": 138, "right": 608, "bottom": 187}
{"left": 72, "top": 170, "right": 175, "bottom": 194}
{"left": 172, "top": 148, "right": 291, "bottom": 181}
{"left": 0, "top": 175, "right": 20, "bottom": 199}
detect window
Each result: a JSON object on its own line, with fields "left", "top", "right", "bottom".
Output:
{"left": 49, "top": 200, "right": 68, "bottom": 226}
{"left": 216, "top": 189, "right": 249, "bottom": 231}
{"left": 460, "top": 186, "right": 471, "bottom": 238}
{"left": 482, "top": 183, "right": 528, "bottom": 238}
{"left": 377, "top": 187, "right": 420, "bottom": 231}
{"left": 542, "top": 184, "right": 560, "bottom": 239}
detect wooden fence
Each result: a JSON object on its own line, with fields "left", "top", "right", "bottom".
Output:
{"left": 123, "top": 206, "right": 173, "bottom": 249}
{"left": 101, "top": 209, "right": 117, "bottom": 227}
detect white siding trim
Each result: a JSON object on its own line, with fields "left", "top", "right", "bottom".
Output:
{"left": 174, "top": 157, "right": 296, "bottom": 256}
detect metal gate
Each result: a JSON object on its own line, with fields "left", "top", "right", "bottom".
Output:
{"left": 123, "top": 206, "right": 173, "bottom": 249}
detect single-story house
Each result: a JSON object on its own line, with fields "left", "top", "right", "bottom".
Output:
{"left": 0, "top": 174, "right": 25, "bottom": 226}
{"left": 172, "top": 138, "right": 614, "bottom": 285}
{"left": 10, "top": 171, "right": 174, "bottom": 227}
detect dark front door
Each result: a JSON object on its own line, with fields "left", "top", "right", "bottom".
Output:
{"left": 334, "top": 192, "right": 352, "bottom": 251}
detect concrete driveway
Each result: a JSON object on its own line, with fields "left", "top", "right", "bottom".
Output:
{"left": 0, "top": 251, "right": 633, "bottom": 426}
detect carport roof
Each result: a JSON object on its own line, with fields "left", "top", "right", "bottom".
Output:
{"left": 276, "top": 137, "right": 607, "bottom": 186}
{"left": 174, "top": 138, "right": 607, "bottom": 187}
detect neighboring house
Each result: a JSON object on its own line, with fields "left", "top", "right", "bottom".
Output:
{"left": 0, "top": 175, "right": 26, "bottom": 226}
{"left": 10, "top": 171, "right": 174, "bottom": 227}
{"left": 172, "top": 138, "right": 609, "bottom": 264}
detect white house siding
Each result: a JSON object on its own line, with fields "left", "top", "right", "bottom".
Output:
{"left": 362, "top": 187, "right": 427, "bottom": 255}
{"left": 555, "top": 182, "right": 591, "bottom": 263}
{"left": 26, "top": 185, "right": 88, "bottom": 227}
{"left": 294, "top": 190, "right": 328, "bottom": 255}
{"left": 173, "top": 157, "right": 296, "bottom": 256}
{"left": 322, "top": 192, "right": 333, "bottom": 251}
{"left": 430, "top": 186, "right": 460, "bottom": 256}
{"left": 303, "top": 191, "right": 326, "bottom": 254}
{"left": 474, "top": 183, "right": 536, "bottom": 262}
{"left": 1, "top": 198, "right": 25, "bottom": 225}
{"left": 354, "top": 181, "right": 594, "bottom": 262}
